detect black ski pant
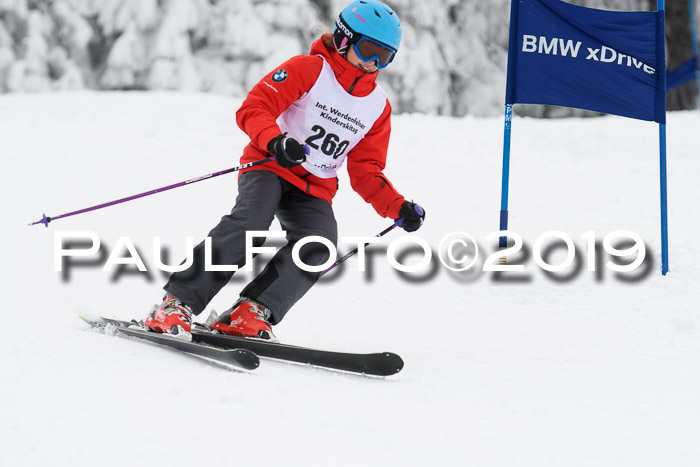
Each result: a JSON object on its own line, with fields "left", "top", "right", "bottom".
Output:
{"left": 164, "top": 170, "right": 337, "bottom": 325}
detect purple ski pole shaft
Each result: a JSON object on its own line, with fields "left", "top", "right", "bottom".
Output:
{"left": 29, "top": 157, "right": 274, "bottom": 227}
{"left": 320, "top": 220, "right": 401, "bottom": 277}
{"left": 320, "top": 203, "right": 424, "bottom": 276}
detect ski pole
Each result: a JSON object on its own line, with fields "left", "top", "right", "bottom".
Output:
{"left": 28, "top": 157, "right": 274, "bottom": 227}
{"left": 320, "top": 221, "right": 400, "bottom": 277}
{"left": 320, "top": 204, "right": 424, "bottom": 276}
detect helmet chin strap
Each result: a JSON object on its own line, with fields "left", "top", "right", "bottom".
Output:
{"left": 333, "top": 33, "right": 350, "bottom": 57}
{"left": 332, "top": 14, "right": 356, "bottom": 58}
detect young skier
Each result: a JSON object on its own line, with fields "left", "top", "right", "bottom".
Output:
{"left": 143, "top": 0, "right": 425, "bottom": 342}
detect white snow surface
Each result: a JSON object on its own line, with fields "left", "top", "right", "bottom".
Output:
{"left": 1, "top": 92, "right": 699, "bottom": 467}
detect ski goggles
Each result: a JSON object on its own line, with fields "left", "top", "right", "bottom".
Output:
{"left": 352, "top": 36, "right": 397, "bottom": 69}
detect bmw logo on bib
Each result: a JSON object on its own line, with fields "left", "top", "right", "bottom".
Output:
{"left": 272, "top": 69, "right": 288, "bottom": 83}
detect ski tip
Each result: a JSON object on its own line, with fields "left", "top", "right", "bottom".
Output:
{"left": 234, "top": 349, "right": 261, "bottom": 370}
{"left": 385, "top": 352, "right": 404, "bottom": 374}
{"left": 363, "top": 352, "right": 404, "bottom": 376}
{"left": 387, "top": 352, "right": 404, "bottom": 373}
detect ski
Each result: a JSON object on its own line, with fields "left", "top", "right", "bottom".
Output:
{"left": 80, "top": 316, "right": 260, "bottom": 371}
{"left": 191, "top": 324, "right": 404, "bottom": 377}
{"left": 89, "top": 316, "right": 403, "bottom": 376}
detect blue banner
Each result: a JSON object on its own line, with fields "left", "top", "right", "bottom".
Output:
{"left": 505, "top": 0, "right": 666, "bottom": 123}
{"left": 667, "top": 55, "right": 698, "bottom": 90}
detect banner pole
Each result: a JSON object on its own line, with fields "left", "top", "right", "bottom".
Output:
{"left": 500, "top": 0, "right": 520, "bottom": 251}
{"left": 689, "top": 0, "right": 700, "bottom": 110}
{"left": 659, "top": 0, "right": 669, "bottom": 275}
{"left": 499, "top": 104, "right": 513, "bottom": 248}
{"left": 660, "top": 124, "right": 669, "bottom": 274}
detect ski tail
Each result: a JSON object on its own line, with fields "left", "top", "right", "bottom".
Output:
{"left": 80, "top": 315, "right": 259, "bottom": 370}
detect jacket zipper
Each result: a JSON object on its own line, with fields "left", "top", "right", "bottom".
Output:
{"left": 348, "top": 75, "right": 361, "bottom": 95}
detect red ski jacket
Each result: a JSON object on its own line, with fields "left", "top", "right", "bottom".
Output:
{"left": 236, "top": 34, "right": 406, "bottom": 219}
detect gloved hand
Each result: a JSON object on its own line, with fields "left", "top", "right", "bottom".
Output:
{"left": 268, "top": 133, "right": 307, "bottom": 168}
{"left": 397, "top": 201, "right": 425, "bottom": 232}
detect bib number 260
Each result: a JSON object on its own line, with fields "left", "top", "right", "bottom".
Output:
{"left": 305, "top": 125, "right": 350, "bottom": 159}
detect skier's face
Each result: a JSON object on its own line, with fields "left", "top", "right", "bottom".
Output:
{"left": 346, "top": 47, "right": 378, "bottom": 74}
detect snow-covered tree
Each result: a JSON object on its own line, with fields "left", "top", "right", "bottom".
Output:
{"left": 95, "top": 0, "right": 159, "bottom": 89}
{"left": 146, "top": 0, "right": 207, "bottom": 91}
{"left": 0, "top": 0, "right": 695, "bottom": 115}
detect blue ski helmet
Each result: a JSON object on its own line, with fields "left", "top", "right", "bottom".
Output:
{"left": 332, "top": 0, "right": 401, "bottom": 65}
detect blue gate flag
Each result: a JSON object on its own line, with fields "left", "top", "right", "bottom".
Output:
{"left": 505, "top": 0, "right": 666, "bottom": 123}
{"left": 667, "top": 55, "right": 698, "bottom": 90}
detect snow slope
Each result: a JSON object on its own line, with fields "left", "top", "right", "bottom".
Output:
{"left": 1, "top": 92, "right": 699, "bottom": 467}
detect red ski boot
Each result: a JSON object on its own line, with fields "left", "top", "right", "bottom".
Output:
{"left": 144, "top": 294, "right": 193, "bottom": 341}
{"left": 210, "top": 299, "right": 278, "bottom": 342}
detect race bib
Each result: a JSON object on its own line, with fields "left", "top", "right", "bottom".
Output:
{"left": 276, "top": 57, "right": 388, "bottom": 178}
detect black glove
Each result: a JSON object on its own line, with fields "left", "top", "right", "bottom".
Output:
{"left": 397, "top": 201, "right": 425, "bottom": 232}
{"left": 268, "top": 133, "right": 307, "bottom": 168}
